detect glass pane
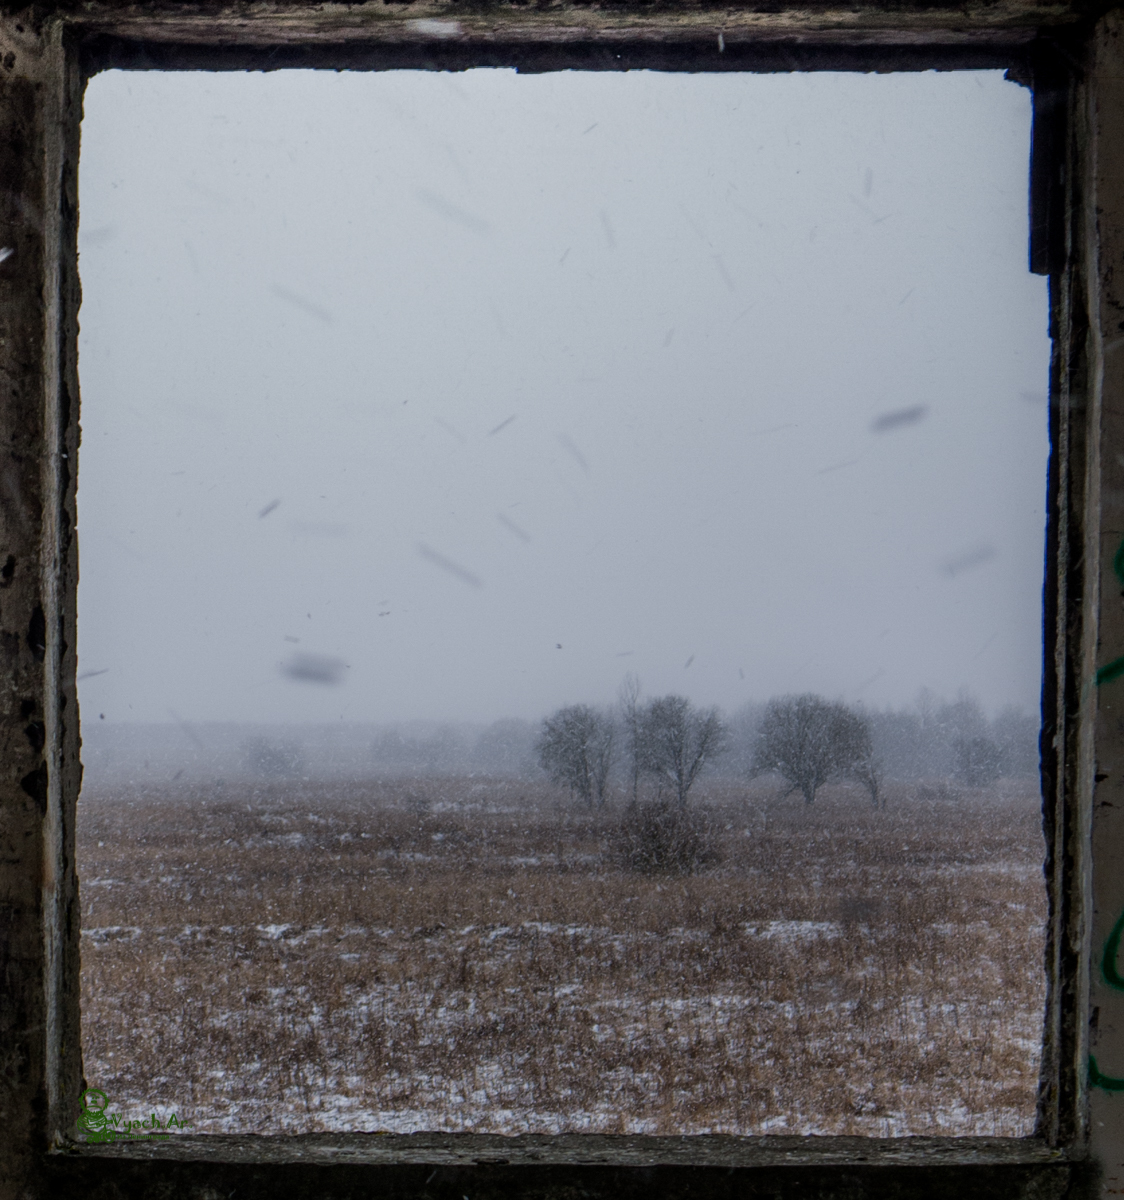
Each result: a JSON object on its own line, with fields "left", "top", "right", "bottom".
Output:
{"left": 75, "top": 68, "right": 1048, "bottom": 1137}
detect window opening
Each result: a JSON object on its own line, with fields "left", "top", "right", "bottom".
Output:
{"left": 75, "top": 66, "right": 1049, "bottom": 1137}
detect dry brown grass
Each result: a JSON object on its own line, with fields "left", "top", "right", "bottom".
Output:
{"left": 77, "top": 775, "right": 1046, "bottom": 1137}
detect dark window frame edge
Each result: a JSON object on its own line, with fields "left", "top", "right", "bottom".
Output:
{"left": 0, "top": 8, "right": 1101, "bottom": 1197}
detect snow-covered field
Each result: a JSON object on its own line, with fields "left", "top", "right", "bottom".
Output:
{"left": 78, "top": 777, "right": 1046, "bottom": 1136}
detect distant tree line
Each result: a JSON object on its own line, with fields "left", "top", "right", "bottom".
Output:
{"left": 533, "top": 682, "right": 1037, "bottom": 807}
{"left": 870, "top": 691, "right": 1037, "bottom": 783}
{"left": 368, "top": 720, "right": 541, "bottom": 779}
{"left": 723, "top": 691, "right": 1036, "bottom": 788}
{"left": 358, "top": 684, "right": 1038, "bottom": 795}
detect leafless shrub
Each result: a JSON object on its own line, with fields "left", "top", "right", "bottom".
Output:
{"left": 638, "top": 695, "right": 727, "bottom": 807}
{"left": 612, "top": 800, "right": 719, "bottom": 874}
{"left": 836, "top": 895, "right": 886, "bottom": 926}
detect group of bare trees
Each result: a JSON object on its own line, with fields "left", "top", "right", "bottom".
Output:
{"left": 537, "top": 678, "right": 727, "bottom": 809}
{"left": 356, "top": 687, "right": 1033, "bottom": 790}
{"left": 862, "top": 690, "right": 1035, "bottom": 784}
{"left": 536, "top": 681, "right": 884, "bottom": 809}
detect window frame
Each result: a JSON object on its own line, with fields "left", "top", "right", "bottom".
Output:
{"left": 0, "top": 3, "right": 1114, "bottom": 1196}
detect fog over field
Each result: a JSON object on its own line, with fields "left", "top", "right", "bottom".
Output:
{"left": 76, "top": 68, "right": 1047, "bottom": 730}
{"left": 76, "top": 68, "right": 1049, "bottom": 1137}
{"left": 82, "top": 687, "right": 1038, "bottom": 788}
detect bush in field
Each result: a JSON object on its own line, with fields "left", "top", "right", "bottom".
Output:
{"left": 638, "top": 695, "right": 728, "bottom": 807}
{"left": 613, "top": 800, "right": 718, "bottom": 875}
{"left": 537, "top": 705, "right": 615, "bottom": 807}
{"left": 955, "top": 735, "right": 1003, "bottom": 787}
{"left": 752, "top": 694, "right": 878, "bottom": 804}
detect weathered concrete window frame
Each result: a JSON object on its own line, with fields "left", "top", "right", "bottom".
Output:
{"left": 0, "top": 3, "right": 1120, "bottom": 1197}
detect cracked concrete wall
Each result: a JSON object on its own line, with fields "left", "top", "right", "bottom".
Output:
{"left": 1087, "top": 8, "right": 1124, "bottom": 1192}
{"left": 0, "top": 13, "right": 83, "bottom": 1199}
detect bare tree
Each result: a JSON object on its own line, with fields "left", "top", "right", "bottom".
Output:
{"left": 638, "top": 695, "right": 727, "bottom": 808}
{"left": 834, "top": 705, "right": 883, "bottom": 807}
{"left": 753, "top": 694, "right": 875, "bottom": 804}
{"left": 537, "top": 704, "right": 615, "bottom": 807}
{"left": 587, "top": 714, "right": 615, "bottom": 808}
{"left": 618, "top": 673, "right": 643, "bottom": 806}
{"left": 955, "top": 734, "right": 1003, "bottom": 787}
{"left": 852, "top": 751, "right": 884, "bottom": 808}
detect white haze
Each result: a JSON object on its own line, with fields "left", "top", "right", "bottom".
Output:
{"left": 75, "top": 68, "right": 1048, "bottom": 727}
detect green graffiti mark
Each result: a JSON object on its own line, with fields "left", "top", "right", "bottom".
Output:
{"left": 1113, "top": 539, "right": 1124, "bottom": 586}
{"left": 1105, "top": 909, "right": 1124, "bottom": 991}
{"left": 74, "top": 1086, "right": 191, "bottom": 1143}
{"left": 74, "top": 1087, "right": 110, "bottom": 1140}
{"left": 1090, "top": 1055, "right": 1124, "bottom": 1092}
{"left": 1093, "top": 904, "right": 1124, "bottom": 1094}
{"left": 1097, "top": 657, "right": 1124, "bottom": 686}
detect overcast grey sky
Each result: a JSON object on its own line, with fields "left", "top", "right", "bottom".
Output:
{"left": 75, "top": 68, "right": 1048, "bottom": 726}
